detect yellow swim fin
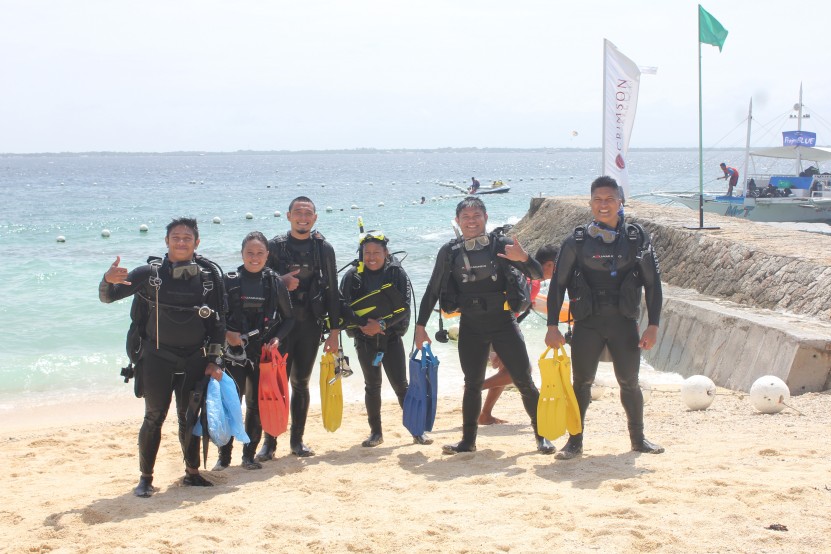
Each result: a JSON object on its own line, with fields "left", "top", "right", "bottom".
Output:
{"left": 319, "top": 352, "right": 343, "bottom": 432}
{"left": 537, "top": 347, "right": 567, "bottom": 440}
{"left": 557, "top": 347, "right": 582, "bottom": 435}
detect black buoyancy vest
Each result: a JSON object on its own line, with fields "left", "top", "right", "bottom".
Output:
{"left": 441, "top": 227, "right": 531, "bottom": 314}
{"left": 138, "top": 256, "right": 221, "bottom": 349}
{"left": 225, "top": 266, "right": 280, "bottom": 338}
{"left": 270, "top": 231, "right": 327, "bottom": 319}
{"left": 347, "top": 258, "right": 409, "bottom": 332}
{"left": 571, "top": 223, "right": 647, "bottom": 320}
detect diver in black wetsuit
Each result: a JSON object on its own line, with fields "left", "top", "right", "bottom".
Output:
{"left": 340, "top": 232, "right": 433, "bottom": 447}
{"left": 213, "top": 231, "right": 294, "bottom": 471}
{"left": 414, "top": 196, "right": 555, "bottom": 455}
{"left": 257, "top": 196, "right": 341, "bottom": 460}
{"left": 99, "top": 217, "right": 226, "bottom": 497}
{"left": 545, "top": 176, "right": 664, "bottom": 460}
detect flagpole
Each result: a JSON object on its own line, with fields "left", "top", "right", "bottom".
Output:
{"left": 602, "top": 39, "right": 607, "bottom": 178}
{"left": 697, "top": 8, "right": 704, "bottom": 229}
{"left": 690, "top": 5, "right": 725, "bottom": 230}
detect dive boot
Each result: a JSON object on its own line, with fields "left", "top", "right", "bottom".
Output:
{"left": 632, "top": 438, "right": 664, "bottom": 454}
{"left": 255, "top": 435, "right": 277, "bottom": 462}
{"left": 133, "top": 475, "right": 158, "bottom": 498}
{"left": 241, "top": 456, "right": 263, "bottom": 470}
{"left": 442, "top": 441, "right": 476, "bottom": 454}
{"left": 555, "top": 436, "right": 583, "bottom": 460}
{"left": 412, "top": 434, "right": 434, "bottom": 445}
{"left": 361, "top": 433, "right": 384, "bottom": 447}
{"left": 182, "top": 472, "right": 213, "bottom": 487}
{"left": 536, "top": 436, "right": 556, "bottom": 454}
{"left": 290, "top": 441, "right": 315, "bottom": 457}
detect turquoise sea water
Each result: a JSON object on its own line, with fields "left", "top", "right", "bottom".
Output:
{"left": 0, "top": 149, "right": 736, "bottom": 409}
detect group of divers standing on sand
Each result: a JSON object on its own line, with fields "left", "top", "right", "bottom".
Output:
{"left": 100, "top": 175, "right": 664, "bottom": 498}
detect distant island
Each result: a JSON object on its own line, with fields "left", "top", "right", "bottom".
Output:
{"left": 0, "top": 146, "right": 759, "bottom": 157}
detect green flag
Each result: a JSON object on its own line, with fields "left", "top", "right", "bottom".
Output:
{"left": 699, "top": 5, "right": 728, "bottom": 51}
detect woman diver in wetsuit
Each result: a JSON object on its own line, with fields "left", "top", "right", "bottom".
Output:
{"left": 340, "top": 232, "right": 433, "bottom": 447}
{"left": 213, "top": 231, "right": 294, "bottom": 470}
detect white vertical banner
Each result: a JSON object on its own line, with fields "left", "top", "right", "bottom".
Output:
{"left": 603, "top": 39, "right": 642, "bottom": 199}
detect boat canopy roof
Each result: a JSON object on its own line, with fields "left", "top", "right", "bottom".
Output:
{"left": 749, "top": 146, "right": 831, "bottom": 162}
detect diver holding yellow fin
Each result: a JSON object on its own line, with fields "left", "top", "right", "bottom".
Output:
{"left": 545, "top": 176, "right": 664, "bottom": 460}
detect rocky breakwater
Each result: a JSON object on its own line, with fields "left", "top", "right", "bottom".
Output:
{"left": 512, "top": 196, "right": 831, "bottom": 393}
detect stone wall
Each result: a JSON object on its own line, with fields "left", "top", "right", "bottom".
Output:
{"left": 515, "top": 197, "right": 831, "bottom": 320}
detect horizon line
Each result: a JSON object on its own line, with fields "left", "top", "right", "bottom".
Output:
{"left": 0, "top": 146, "right": 758, "bottom": 156}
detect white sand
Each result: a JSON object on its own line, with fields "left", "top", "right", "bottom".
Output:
{"left": 1, "top": 385, "right": 829, "bottom": 553}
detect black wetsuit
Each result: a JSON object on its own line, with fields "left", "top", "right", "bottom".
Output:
{"left": 263, "top": 231, "right": 340, "bottom": 452}
{"left": 99, "top": 256, "right": 225, "bottom": 475}
{"left": 547, "top": 221, "right": 662, "bottom": 446}
{"left": 218, "top": 266, "right": 294, "bottom": 465}
{"left": 340, "top": 260, "right": 411, "bottom": 436}
{"left": 417, "top": 233, "right": 543, "bottom": 446}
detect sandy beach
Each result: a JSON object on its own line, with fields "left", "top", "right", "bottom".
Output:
{"left": 2, "top": 382, "right": 829, "bottom": 553}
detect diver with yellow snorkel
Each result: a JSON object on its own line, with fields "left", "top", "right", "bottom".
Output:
{"left": 340, "top": 226, "right": 433, "bottom": 447}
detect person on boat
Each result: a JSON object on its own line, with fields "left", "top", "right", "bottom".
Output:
{"left": 718, "top": 163, "right": 739, "bottom": 196}
{"left": 212, "top": 231, "right": 294, "bottom": 471}
{"left": 414, "top": 196, "right": 554, "bottom": 455}
{"left": 468, "top": 177, "right": 481, "bottom": 194}
{"left": 339, "top": 232, "right": 432, "bottom": 447}
{"left": 545, "top": 176, "right": 663, "bottom": 460}
{"left": 99, "top": 217, "right": 226, "bottom": 497}
{"left": 257, "top": 196, "right": 341, "bottom": 460}
{"left": 479, "top": 244, "right": 559, "bottom": 425}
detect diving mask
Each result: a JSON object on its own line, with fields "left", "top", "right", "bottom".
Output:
{"left": 586, "top": 222, "right": 618, "bottom": 244}
{"left": 171, "top": 261, "right": 200, "bottom": 280}
{"left": 328, "top": 348, "right": 354, "bottom": 384}
{"left": 463, "top": 234, "right": 490, "bottom": 251}
{"left": 359, "top": 231, "right": 388, "bottom": 246}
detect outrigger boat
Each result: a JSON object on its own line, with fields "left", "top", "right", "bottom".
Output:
{"left": 439, "top": 180, "right": 511, "bottom": 195}
{"left": 648, "top": 87, "right": 831, "bottom": 223}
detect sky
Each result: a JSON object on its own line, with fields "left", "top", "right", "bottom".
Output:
{"left": 2, "top": 0, "right": 831, "bottom": 153}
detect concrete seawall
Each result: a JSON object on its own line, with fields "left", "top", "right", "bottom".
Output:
{"left": 513, "top": 197, "right": 831, "bottom": 393}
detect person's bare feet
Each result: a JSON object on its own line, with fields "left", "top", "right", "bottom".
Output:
{"left": 478, "top": 414, "right": 507, "bottom": 425}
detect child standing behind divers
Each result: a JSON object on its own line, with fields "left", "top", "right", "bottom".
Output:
{"left": 340, "top": 232, "right": 433, "bottom": 447}
{"left": 213, "top": 231, "right": 294, "bottom": 470}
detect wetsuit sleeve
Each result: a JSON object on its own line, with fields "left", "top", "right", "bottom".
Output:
{"left": 547, "top": 238, "right": 576, "bottom": 326}
{"left": 98, "top": 265, "right": 151, "bottom": 303}
{"left": 496, "top": 236, "right": 543, "bottom": 279}
{"left": 204, "top": 272, "right": 226, "bottom": 348}
{"left": 416, "top": 244, "right": 451, "bottom": 327}
{"left": 338, "top": 269, "right": 363, "bottom": 327}
{"left": 383, "top": 266, "right": 412, "bottom": 330}
{"left": 322, "top": 241, "right": 341, "bottom": 329}
{"left": 638, "top": 234, "right": 663, "bottom": 326}
{"left": 270, "top": 274, "right": 295, "bottom": 341}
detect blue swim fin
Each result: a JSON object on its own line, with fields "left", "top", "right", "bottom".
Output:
{"left": 403, "top": 345, "right": 432, "bottom": 436}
